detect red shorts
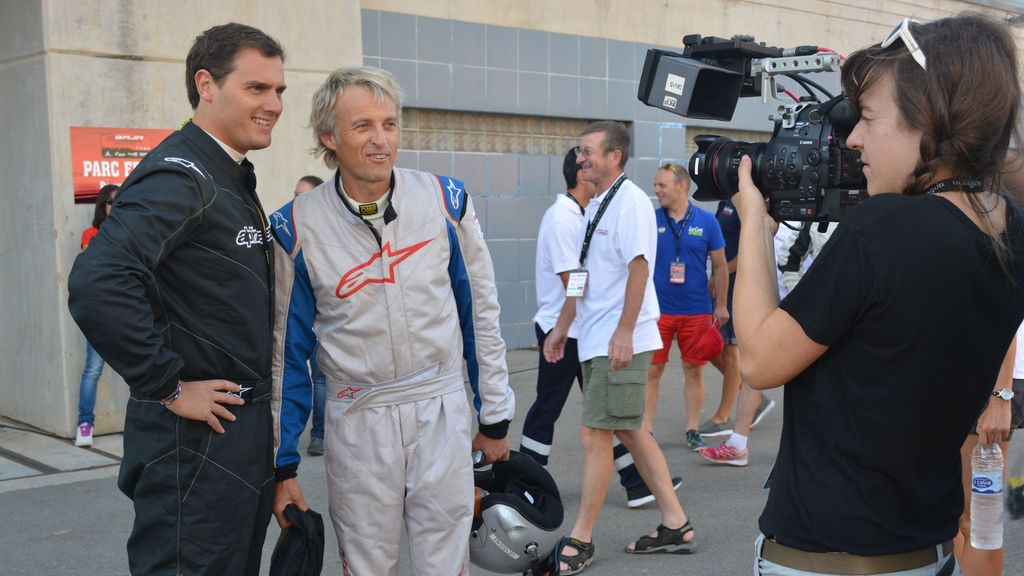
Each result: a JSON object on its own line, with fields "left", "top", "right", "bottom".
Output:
{"left": 653, "top": 313, "right": 714, "bottom": 366}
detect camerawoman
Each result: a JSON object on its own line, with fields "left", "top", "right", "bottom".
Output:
{"left": 642, "top": 13, "right": 1024, "bottom": 576}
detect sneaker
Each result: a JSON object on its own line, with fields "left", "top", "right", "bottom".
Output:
{"left": 697, "top": 418, "right": 733, "bottom": 438}
{"left": 698, "top": 442, "right": 749, "bottom": 466}
{"left": 750, "top": 396, "right": 776, "bottom": 430}
{"left": 308, "top": 436, "right": 325, "bottom": 456}
{"left": 685, "top": 429, "right": 705, "bottom": 452}
{"left": 74, "top": 422, "right": 93, "bottom": 447}
{"left": 626, "top": 476, "right": 683, "bottom": 508}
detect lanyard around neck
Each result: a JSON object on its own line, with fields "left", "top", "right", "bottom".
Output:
{"left": 665, "top": 204, "right": 694, "bottom": 259}
{"left": 578, "top": 174, "right": 627, "bottom": 268}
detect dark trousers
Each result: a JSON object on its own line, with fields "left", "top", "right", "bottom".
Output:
{"left": 520, "top": 323, "right": 643, "bottom": 488}
{"left": 119, "top": 396, "right": 275, "bottom": 575}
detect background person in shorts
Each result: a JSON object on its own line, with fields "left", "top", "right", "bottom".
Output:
{"left": 520, "top": 147, "right": 674, "bottom": 508}
{"left": 644, "top": 163, "right": 728, "bottom": 451}
{"left": 544, "top": 122, "right": 695, "bottom": 574}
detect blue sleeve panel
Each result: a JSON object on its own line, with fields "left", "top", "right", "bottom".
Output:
{"left": 435, "top": 175, "right": 469, "bottom": 223}
{"left": 271, "top": 202, "right": 317, "bottom": 472}
{"left": 446, "top": 220, "right": 483, "bottom": 415}
{"left": 270, "top": 200, "right": 297, "bottom": 245}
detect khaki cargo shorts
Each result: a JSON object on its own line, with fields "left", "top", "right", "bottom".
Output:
{"left": 580, "top": 352, "right": 653, "bottom": 430}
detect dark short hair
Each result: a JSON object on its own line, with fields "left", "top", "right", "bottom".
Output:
{"left": 562, "top": 147, "right": 580, "bottom": 190}
{"left": 185, "top": 23, "right": 285, "bottom": 109}
{"left": 580, "top": 121, "right": 630, "bottom": 168}
{"left": 93, "top": 184, "right": 118, "bottom": 228}
{"left": 299, "top": 175, "right": 324, "bottom": 187}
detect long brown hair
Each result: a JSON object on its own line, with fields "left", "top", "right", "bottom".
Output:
{"left": 841, "top": 13, "right": 1021, "bottom": 275}
{"left": 92, "top": 184, "right": 118, "bottom": 229}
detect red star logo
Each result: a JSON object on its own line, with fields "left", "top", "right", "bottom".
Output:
{"left": 336, "top": 386, "right": 363, "bottom": 399}
{"left": 335, "top": 239, "right": 434, "bottom": 298}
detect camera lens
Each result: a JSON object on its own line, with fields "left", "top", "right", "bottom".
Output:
{"left": 689, "top": 135, "right": 766, "bottom": 201}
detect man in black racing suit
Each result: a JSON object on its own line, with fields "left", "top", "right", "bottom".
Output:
{"left": 68, "top": 23, "right": 287, "bottom": 575}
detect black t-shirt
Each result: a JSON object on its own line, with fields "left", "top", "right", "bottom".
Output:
{"left": 761, "top": 193, "right": 1024, "bottom": 554}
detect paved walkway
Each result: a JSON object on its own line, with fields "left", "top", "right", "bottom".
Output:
{"left": 1, "top": 349, "right": 1021, "bottom": 574}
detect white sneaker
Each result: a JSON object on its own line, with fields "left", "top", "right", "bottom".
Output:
{"left": 74, "top": 422, "right": 93, "bottom": 447}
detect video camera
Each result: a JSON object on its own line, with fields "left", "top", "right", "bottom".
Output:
{"left": 638, "top": 35, "right": 866, "bottom": 222}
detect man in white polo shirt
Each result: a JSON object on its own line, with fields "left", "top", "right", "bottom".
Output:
{"left": 544, "top": 122, "right": 696, "bottom": 573}
{"left": 521, "top": 147, "right": 681, "bottom": 509}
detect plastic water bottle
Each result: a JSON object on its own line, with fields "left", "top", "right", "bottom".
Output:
{"left": 970, "top": 442, "right": 1004, "bottom": 550}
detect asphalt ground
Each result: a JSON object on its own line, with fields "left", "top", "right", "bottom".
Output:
{"left": 1, "top": 347, "right": 1021, "bottom": 575}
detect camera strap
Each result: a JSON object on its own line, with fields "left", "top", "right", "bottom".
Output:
{"left": 925, "top": 178, "right": 984, "bottom": 195}
{"left": 578, "top": 173, "right": 627, "bottom": 268}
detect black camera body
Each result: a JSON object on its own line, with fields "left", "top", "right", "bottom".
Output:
{"left": 638, "top": 35, "right": 867, "bottom": 222}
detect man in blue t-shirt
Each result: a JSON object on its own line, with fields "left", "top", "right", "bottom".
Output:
{"left": 645, "top": 163, "right": 729, "bottom": 451}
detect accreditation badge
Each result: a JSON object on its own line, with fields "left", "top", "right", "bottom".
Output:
{"left": 566, "top": 269, "right": 588, "bottom": 298}
{"left": 669, "top": 260, "right": 686, "bottom": 284}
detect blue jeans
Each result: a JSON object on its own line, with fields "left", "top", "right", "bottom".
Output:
{"left": 310, "top": 355, "right": 326, "bottom": 440}
{"left": 77, "top": 341, "right": 104, "bottom": 425}
{"left": 753, "top": 535, "right": 961, "bottom": 576}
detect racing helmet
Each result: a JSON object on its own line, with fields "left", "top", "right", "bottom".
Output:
{"left": 469, "top": 451, "right": 564, "bottom": 574}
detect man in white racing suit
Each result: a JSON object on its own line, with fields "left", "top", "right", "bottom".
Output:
{"left": 270, "top": 67, "right": 514, "bottom": 575}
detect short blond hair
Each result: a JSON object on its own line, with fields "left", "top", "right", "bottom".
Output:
{"left": 309, "top": 67, "right": 405, "bottom": 170}
{"left": 658, "top": 163, "right": 689, "bottom": 183}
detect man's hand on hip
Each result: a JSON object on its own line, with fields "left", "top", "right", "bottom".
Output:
{"left": 165, "top": 379, "right": 245, "bottom": 433}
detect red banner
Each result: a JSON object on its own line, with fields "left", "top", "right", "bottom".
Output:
{"left": 70, "top": 126, "right": 174, "bottom": 204}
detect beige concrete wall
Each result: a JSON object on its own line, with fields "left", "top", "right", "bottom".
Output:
{"left": 363, "top": 0, "right": 1023, "bottom": 60}
{"left": 1, "top": 0, "right": 362, "bottom": 436}
{"left": 43, "top": 0, "right": 364, "bottom": 216}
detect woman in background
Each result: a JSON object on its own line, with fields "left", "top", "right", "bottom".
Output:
{"left": 74, "top": 183, "right": 117, "bottom": 447}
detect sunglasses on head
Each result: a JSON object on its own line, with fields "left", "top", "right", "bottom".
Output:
{"left": 660, "top": 163, "right": 684, "bottom": 180}
{"left": 881, "top": 18, "right": 927, "bottom": 70}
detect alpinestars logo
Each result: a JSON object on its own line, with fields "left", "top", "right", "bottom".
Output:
{"left": 446, "top": 178, "right": 463, "bottom": 210}
{"left": 336, "top": 386, "right": 363, "bottom": 399}
{"left": 336, "top": 239, "right": 433, "bottom": 298}
{"left": 271, "top": 212, "right": 291, "bottom": 237}
{"left": 236, "top": 226, "right": 263, "bottom": 247}
{"left": 164, "top": 157, "right": 206, "bottom": 179}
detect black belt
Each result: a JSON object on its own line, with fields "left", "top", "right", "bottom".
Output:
{"left": 761, "top": 539, "right": 953, "bottom": 575}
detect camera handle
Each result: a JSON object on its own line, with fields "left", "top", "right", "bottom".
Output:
{"left": 752, "top": 53, "right": 843, "bottom": 128}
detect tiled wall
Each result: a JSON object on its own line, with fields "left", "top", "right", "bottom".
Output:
{"left": 362, "top": 9, "right": 800, "bottom": 349}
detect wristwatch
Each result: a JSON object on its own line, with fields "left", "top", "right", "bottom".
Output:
{"left": 992, "top": 387, "right": 1016, "bottom": 401}
{"left": 160, "top": 382, "right": 182, "bottom": 407}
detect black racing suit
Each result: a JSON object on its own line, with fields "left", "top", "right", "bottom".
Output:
{"left": 68, "top": 121, "right": 275, "bottom": 575}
